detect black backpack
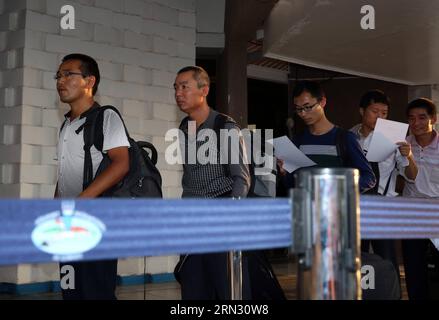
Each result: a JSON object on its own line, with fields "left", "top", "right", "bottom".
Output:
{"left": 71, "top": 105, "right": 162, "bottom": 198}
{"left": 361, "top": 252, "right": 401, "bottom": 300}
{"left": 212, "top": 113, "right": 277, "bottom": 198}
{"left": 179, "top": 112, "right": 277, "bottom": 198}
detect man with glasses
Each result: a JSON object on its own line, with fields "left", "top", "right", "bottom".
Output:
{"left": 278, "top": 80, "right": 375, "bottom": 193}
{"left": 54, "top": 53, "right": 130, "bottom": 299}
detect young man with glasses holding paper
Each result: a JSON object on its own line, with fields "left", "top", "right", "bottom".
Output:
{"left": 278, "top": 80, "right": 376, "bottom": 193}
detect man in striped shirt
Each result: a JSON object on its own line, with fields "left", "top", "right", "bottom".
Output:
{"left": 173, "top": 66, "right": 251, "bottom": 300}
{"left": 401, "top": 98, "right": 439, "bottom": 300}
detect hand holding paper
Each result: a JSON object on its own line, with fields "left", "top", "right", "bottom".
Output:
{"left": 366, "top": 118, "right": 409, "bottom": 162}
{"left": 271, "top": 136, "right": 316, "bottom": 173}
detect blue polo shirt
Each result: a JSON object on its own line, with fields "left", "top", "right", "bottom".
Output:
{"left": 283, "top": 126, "right": 376, "bottom": 193}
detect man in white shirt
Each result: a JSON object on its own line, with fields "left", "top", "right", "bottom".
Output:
{"left": 351, "top": 90, "right": 417, "bottom": 287}
{"left": 55, "top": 53, "right": 130, "bottom": 299}
{"left": 401, "top": 98, "right": 439, "bottom": 300}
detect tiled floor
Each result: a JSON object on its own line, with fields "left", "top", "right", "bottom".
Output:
{"left": 0, "top": 258, "right": 408, "bottom": 300}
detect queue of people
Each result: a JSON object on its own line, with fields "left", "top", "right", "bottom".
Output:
{"left": 52, "top": 52, "right": 438, "bottom": 300}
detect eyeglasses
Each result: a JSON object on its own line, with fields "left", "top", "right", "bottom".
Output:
{"left": 294, "top": 102, "right": 319, "bottom": 114}
{"left": 54, "top": 71, "right": 85, "bottom": 81}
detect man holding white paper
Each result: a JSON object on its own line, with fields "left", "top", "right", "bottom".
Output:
{"left": 351, "top": 90, "right": 418, "bottom": 295}
{"left": 278, "top": 81, "right": 375, "bottom": 193}
{"left": 351, "top": 90, "right": 417, "bottom": 196}
{"left": 271, "top": 136, "right": 316, "bottom": 173}
{"left": 400, "top": 98, "right": 439, "bottom": 300}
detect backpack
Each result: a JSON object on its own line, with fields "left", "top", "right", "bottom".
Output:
{"left": 361, "top": 252, "right": 401, "bottom": 300}
{"left": 245, "top": 250, "right": 286, "bottom": 300}
{"left": 246, "top": 131, "right": 277, "bottom": 198}
{"left": 212, "top": 113, "right": 277, "bottom": 198}
{"left": 69, "top": 105, "right": 163, "bottom": 198}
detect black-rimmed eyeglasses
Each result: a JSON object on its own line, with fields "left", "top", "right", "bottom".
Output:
{"left": 54, "top": 71, "right": 86, "bottom": 81}
{"left": 294, "top": 102, "right": 319, "bottom": 114}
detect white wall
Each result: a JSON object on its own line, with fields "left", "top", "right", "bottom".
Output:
{"left": 0, "top": 0, "right": 195, "bottom": 285}
{"left": 195, "top": 0, "right": 224, "bottom": 49}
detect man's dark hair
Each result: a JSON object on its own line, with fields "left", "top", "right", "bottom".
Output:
{"left": 406, "top": 98, "right": 437, "bottom": 117}
{"left": 177, "top": 66, "right": 210, "bottom": 88}
{"left": 292, "top": 80, "right": 325, "bottom": 102}
{"left": 360, "top": 90, "right": 390, "bottom": 109}
{"left": 62, "top": 53, "right": 100, "bottom": 96}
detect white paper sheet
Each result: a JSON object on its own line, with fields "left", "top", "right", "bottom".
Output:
{"left": 366, "top": 118, "right": 409, "bottom": 162}
{"left": 271, "top": 136, "right": 316, "bottom": 173}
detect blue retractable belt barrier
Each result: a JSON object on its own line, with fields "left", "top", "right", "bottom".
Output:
{"left": 0, "top": 198, "right": 292, "bottom": 266}
{"left": 1, "top": 196, "right": 439, "bottom": 266}
{"left": 360, "top": 195, "right": 439, "bottom": 239}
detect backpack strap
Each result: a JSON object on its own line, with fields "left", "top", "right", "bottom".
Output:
{"left": 213, "top": 113, "right": 238, "bottom": 178}
{"left": 59, "top": 119, "right": 67, "bottom": 136}
{"left": 93, "top": 105, "right": 132, "bottom": 151}
{"left": 179, "top": 116, "right": 190, "bottom": 131}
{"left": 335, "top": 126, "right": 349, "bottom": 166}
{"left": 76, "top": 105, "right": 101, "bottom": 190}
{"left": 381, "top": 162, "right": 397, "bottom": 196}
{"left": 76, "top": 105, "right": 129, "bottom": 190}
{"left": 246, "top": 131, "right": 256, "bottom": 196}
{"left": 137, "top": 141, "right": 158, "bottom": 165}
{"left": 364, "top": 161, "right": 380, "bottom": 194}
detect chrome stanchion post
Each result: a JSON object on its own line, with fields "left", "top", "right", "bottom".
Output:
{"left": 291, "top": 187, "right": 313, "bottom": 299}
{"left": 228, "top": 196, "right": 243, "bottom": 300}
{"left": 228, "top": 250, "right": 242, "bottom": 300}
{"left": 292, "top": 168, "right": 361, "bottom": 300}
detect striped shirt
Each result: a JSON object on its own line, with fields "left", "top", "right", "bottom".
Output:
{"left": 179, "top": 109, "right": 250, "bottom": 198}
{"left": 403, "top": 130, "right": 439, "bottom": 199}
{"left": 289, "top": 127, "right": 376, "bottom": 192}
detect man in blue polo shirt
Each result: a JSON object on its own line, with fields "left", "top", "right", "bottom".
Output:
{"left": 278, "top": 80, "right": 376, "bottom": 193}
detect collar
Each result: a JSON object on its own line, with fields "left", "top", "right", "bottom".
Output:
{"left": 409, "top": 129, "right": 439, "bottom": 149}
{"left": 350, "top": 124, "right": 362, "bottom": 139}
{"left": 64, "top": 101, "right": 100, "bottom": 120}
{"left": 430, "top": 130, "right": 439, "bottom": 149}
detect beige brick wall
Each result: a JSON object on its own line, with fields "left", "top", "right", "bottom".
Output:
{"left": 0, "top": 0, "right": 195, "bottom": 284}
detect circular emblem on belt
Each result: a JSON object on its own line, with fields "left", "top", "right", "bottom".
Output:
{"left": 31, "top": 200, "right": 106, "bottom": 260}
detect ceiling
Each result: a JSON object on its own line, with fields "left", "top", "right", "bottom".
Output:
{"left": 263, "top": 0, "right": 439, "bottom": 85}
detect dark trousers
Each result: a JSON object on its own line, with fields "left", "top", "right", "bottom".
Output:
{"left": 59, "top": 259, "right": 118, "bottom": 300}
{"left": 402, "top": 239, "right": 429, "bottom": 300}
{"left": 361, "top": 239, "right": 401, "bottom": 282}
{"left": 177, "top": 252, "right": 251, "bottom": 300}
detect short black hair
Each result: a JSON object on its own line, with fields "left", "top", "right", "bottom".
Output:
{"left": 177, "top": 66, "right": 210, "bottom": 89}
{"left": 292, "top": 80, "right": 325, "bottom": 102}
{"left": 360, "top": 90, "right": 390, "bottom": 109}
{"left": 62, "top": 53, "right": 100, "bottom": 96}
{"left": 406, "top": 98, "right": 437, "bottom": 117}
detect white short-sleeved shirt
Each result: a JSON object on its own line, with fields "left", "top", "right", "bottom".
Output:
{"left": 351, "top": 124, "right": 409, "bottom": 197}
{"left": 57, "top": 107, "right": 130, "bottom": 198}
{"left": 403, "top": 130, "right": 439, "bottom": 199}
{"left": 402, "top": 130, "right": 439, "bottom": 250}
